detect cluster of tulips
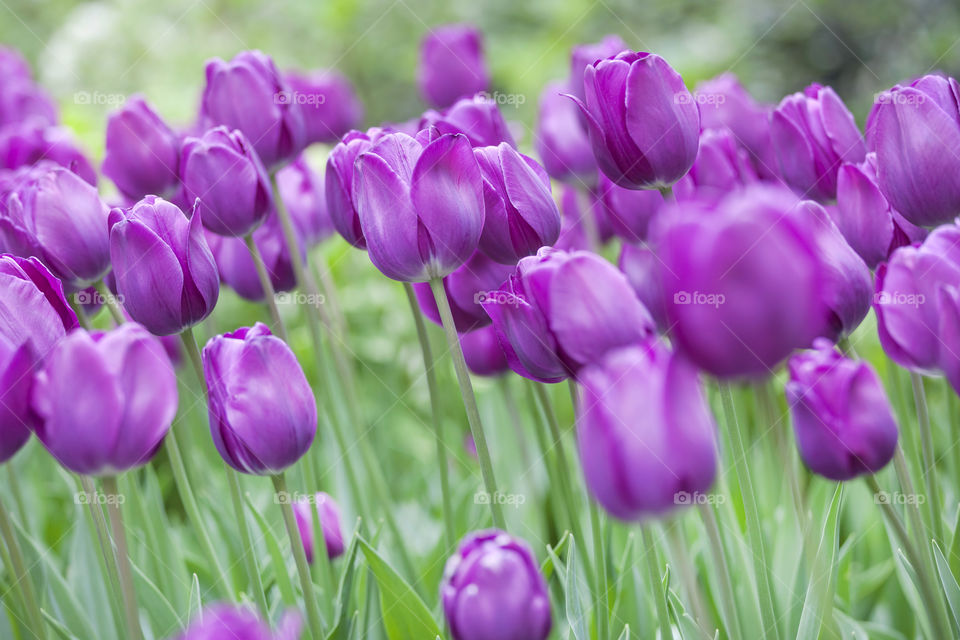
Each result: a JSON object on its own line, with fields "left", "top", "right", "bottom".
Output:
{"left": 1, "top": 17, "right": 960, "bottom": 640}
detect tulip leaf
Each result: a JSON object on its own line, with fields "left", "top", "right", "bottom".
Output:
{"left": 932, "top": 541, "right": 960, "bottom": 633}
{"left": 41, "top": 609, "right": 82, "bottom": 640}
{"left": 357, "top": 537, "right": 442, "bottom": 640}
{"left": 245, "top": 492, "right": 298, "bottom": 606}
{"left": 616, "top": 624, "right": 630, "bottom": 640}
{"left": 564, "top": 538, "right": 589, "bottom": 640}
{"left": 796, "top": 484, "right": 842, "bottom": 639}
{"left": 326, "top": 521, "right": 362, "bottom": 640}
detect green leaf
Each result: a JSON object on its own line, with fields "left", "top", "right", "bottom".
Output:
{"left": 616, "top": 624, "right": 630, "bottom": 640}
{"left": 357, "top": 537, "right": 441, "bottom": 640}
{"left": 933, "top": 541, "right": 960, "bottom": 634}
{"left": 564, "top": 538, "right": 589, "bottom": 640}
{"left": 796, "top": 484, "right": 842, "bottom": 639}
{"left": 326, "top": 522, "right": 362, "bottom": 640}
{"left": 245, "top": 492, "right": 297, "bottom": 606}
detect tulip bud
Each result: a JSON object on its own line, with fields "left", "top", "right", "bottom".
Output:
{"left": 412, "top": 251, "right": 513, "bottom": 333}
{"left": 594, "top": 172, "right": 663, "bottom": 242}
{"left": 568, "top": 35, "right": 629, "bottom": 105}
{"left": 674, "top": 128, "right": 758, "bottom": 203}
{"left": 202, "top": 323, "right": 316, "bottom": 475}
{"left": 418, "top": 24, "right": 490, "bottom": 109}
{"left": 577, "top": 340, "right": 717, "bottom": 518}
{"left": 835, "top": 153, "right": 927, "bottom": 269}
{"left": 482, "top": 247, "right": 655, "bottom": 382}
{"left": 0, "top": 335, "right": 33, "bottom": 464}
{"left": 461, "top": 326, "right": 509, "bottom": 377}
{"left": 441, "top": 530, "right": 552, "bottom": 640}
{"left": 325, "top": 128, "right": 387, "bottom": 248}
{"left": 0, "top": 254, "right": 78, "bottom": 356}
{"left": 292, "top": 492, "right": 345, "bottom": 562}
{"left": 474, "top": 142, "right": 561, "bottom": 264}
{"left": 534, "top": 81, "right": 597, "bottom": 185}
{"left": 109, "top": 196, "right": 219, "bottom": 336}
{"left": 786, "top": 339, "right": 898, "bottom": 480}
{"left": 656, "top": 185, "right": 826, "bottom": 378}
{"left": 0, "top": 123, "right": 97, "bottom": 185}
{"left": 354, "top": 131, "right": 484, "bottom": 282}
{"left": 283, "top": 69, "right": 363, "bottom": 144}
{"left": 0, "top": 78, "right": 57, "bottom": 129}
{"left": 180, "top": 127, "right": 273, "bottom": 237}
{"left": 619, "top": 242, "right": 667, "bottom": 331}
{"left": 102, "top": 95, "right": 180, "bottom": 200}
{"left": 176, "top": 604, "right": 301, "bottom": 640}
{"left": 420, "top": 95, "right": 516, "bottom": 148}
{"left": 32, "top": 324, "right": 177, "bottom": 475}
{"left": 771, "top": 84, "right": 865, "bottom": 202}
{"left": 0, "top": 164, "right": 110, "bottom": 289}
{"left": 569, "top": 51, "right": 700, "bottom": 190}
{"left": 276, "top": 156, "right": 333, "bottom": 248}
{"left": 201, "top": 50, "right": 305, "bottom": 168}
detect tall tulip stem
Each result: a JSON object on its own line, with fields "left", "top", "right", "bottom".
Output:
{"left": 698, "top": 501, "right": 743, "bottom": 639}
{"left": 429, "top": 277, "right": 505, "bottom": 529}
{"left": 909, "top": 372, "right": 944, "bottom": 542}
{"left": 0, "top": 494, "right": 46, "bottom": 640}
{"left": 101, "top": 475, "right": 142, "bottom": 640}
{"left": 243, "top": 233, "right": 288, "bottom": 341}
{"left": 94, "top": 280, "right": 125, "bottom": 324}
{"left": 642, "top": 526, "right": 672, "bottom": 640}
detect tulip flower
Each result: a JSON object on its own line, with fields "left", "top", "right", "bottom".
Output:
{"left": 674, "top": 128, "right": 758, "bottom": 202}
{"left": 412, "top": 251, "right": 513, "bottom": 333}
{"left": 420, "top": 95, "right": 516, "bottom": 148}
{"left": 534, "top": 81, "right": 597, "bottom": 185}
{"left": 292, "top": 492, "right": 345, "bottom": 562}
{"left": 441, "top": 529, "right": 552, "bottom": 640}
{"left": 785, "top": 339, "right": 898, "bottom": 481}
{"left": 0, "top": 78, "right": 57, "bottom": 129}
{"left": 32, "top": 324, "right": 177, "bottom": 475}
{"left": 0, "top": 254, "right": 78, "bottom": 356}
{"left": 0, "top": 123, "right": 97, "bottom": 185}
{"left": 461, "top": 326, "right": 509, "bottom": 377}
{"left": 353, "top": 131, "right": 484, "bottom": 282}
{"left": 180, "top": 127, "right": 273, "bottom": 237}
{"left": 570, "top": 51, "right": 700, "bottom": 190}
{"left": 553, "top": 185, "right": 613, "bottom": 251}
{"left": 418, "top": 24, "right": 490, "bottom": 109}
{"left": 0, "top": 163, "right": 110, "bottom": 289}
{"left": 283, "top": 69, "right": 364, "bottom": 144}
{"left": 655, "top": 185, "right": 826, "bottom": 378}
{"left": 577, "top": 340, "right": 718, "bottom": 518}
{"left": 619, "top": 242, "right": 667, "bottom": 331}
{"left": 276, "top": 156, "right": 333, "bottom": 248}
{"left": 175, "top": 603, "right": 301, "bottom": 640}
{"left": 869, "top": 74, "right": 960, "bottom": 226}
{"left": 0, "top": 46, "right": 30, "bottom": 82}
{"left": 202, "top": 323, "right": 316, "bottom": 475}
{"left": 771, "top": 84, "right": 865, "bottom": 202}
{"left": 594, "top": 172, "right": 663, "bottom": 242}
{"left": 474, "top": 142, "right": 561, "bottom": 264}
{"left": 102, "top": 95, "right": 180, "bottom": 200}
{"left": 482, "top": 247, "right": 655, "bottom": 382}
{"left": 835, "top": 153, "right": 927, "bottom": 269}
{"left": 201, "top": 50, "right": 305, "bottom": 168}
{"left": 109, "top": 196, "right": 219, "bottom": 336}
{"left": 0, "top": 335, "right": 34, "bottom": 464}
{"left": 325, "top": 128, "right": 388, "bottom": 248}
{"left": 568, "top": 34, "right": 629, "bottom": 104}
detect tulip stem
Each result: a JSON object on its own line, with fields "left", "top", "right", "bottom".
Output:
{"left": 273, "top": 473, "right": 325, "bottom": 640}
{"left": 697, "top": 501, "right": 743, "bottom": 639}
{"left": 0, "top": 494, "right": 46, "bottom": 640}
{"left": 101, "top": 476, "right": 142, "bottom": 640}
{"left": 94, "top": 280, "right": 125, "bottom": 324}
{"left": 429, "top": 277, "right": 505, "bottom": 529}
{"left": 909, "top": 373, "right": 944, "bottom": 542}
{"left": 227, "top": 470, "right": 269, "bottom": 617}
{"left": 243, "top": 233, "right": 288, "bottom": 341}
{"left": 641, "top": 526, "right": 672, "bottom": 640}
{"left": 402, "top": 282, "right": 455, "bottom": 550}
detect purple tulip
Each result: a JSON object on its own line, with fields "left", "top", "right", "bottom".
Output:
{"left": 569, "top": 51, "right": 700, "bottom": 190}
{"left": 568, "top": 35, "right": 629, "bottom": 104}
{"left": 553, "top": 185, "right": 613, "bottom": 251}
{"left": 109, "top": 196, "right": 219, "bottom": 336}
{"left": 0, "top": 78, "right": 57, "bottom": 129}
{"left": 695, "top": 73, "right": 778, "bottom": 179}
{"left": 535, "top": 81, "right": 597, "bottom": 186}
{"left": 786, "top": 339, "right": 898, "bottom": 480}
{"left": 835, "top": 153, "right": 927, "bottom": 269}
{"left": 442, "top": 530, "right": 551, "bottom": 640}
{"left": 420, "top": 95, "right": 516, "bottom": 148}
{"left": 577, "top": 340, "right": 717, "bottom": 518}
{"left": 283, "top": 69, "right": 364, "bottom": 144}
{"left": 102, "top": 95, "right": 180, "bottom": 200}
{"left": 0, "top": 123, "right": 96, "bottom": 185}
{"left": 325, "top": 128, "right": 388, "bottom": 248}
{"left": 0, "top": 164, "right": 110, "bottom": 289}
{"left": 0, "top": 46, "right": 30, "bottom": 82}
{"left": 353, "top": 131, "right": 484, "bottom": 282}
{"left": 203, "top": 323, "right": 316, "bottom": 475}
{"left": 0, "top": 334, "right": 33, "bottom": 464}
{"left": 482, "top": 247, "right": 655, "bottom": 383}
{"left": 180, "top": 127, "right": 273, "bottom": 237}
{"left": 870, "top": 74, "right": 960, "bottom": 226}
{"left": 473, "top": 143, "right": 560, "bottom": 264}
{"left": 412, "top": 251, "right": 513, "bottom": 333}
{"left": 32, "top": 324, "right": 177, "bottom": 475}
{"left": 461, "top": 326, "right": 509, "bottom": 377}
{"left": 201, "top": 50, "right": 305, "bottom": 169}
{"left": 619, "top": 242, "right": 667, "bottom": 331}
{"left": 0, "top": 254, "right": 78, "bottom": 357}
{"left": 292, "top": 492, "right": 345, "bottom": 562}
{"left": 594, "top": 172, "right": 663, "bottom": 243}
{"left": 655, "top": 185, "right": 826, "bottom": 378}
{"left": 175, "top": 604, "right": 301, "bottom": 640}
{"left": 674, "top": 128, "right": 758, "bottom": 202}
{"left": 418, "top": 24, "right": 490, "bottom": 109}
{"left": 771, "top": 84, "right": 866, "bottom": 202}
{"left": 276, "top": 156, "right": 333, "bottom": 247}
{"left": 205, "top": 213, "right": 300, "bottom": 302}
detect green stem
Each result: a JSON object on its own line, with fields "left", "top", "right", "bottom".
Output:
{"left": 227, "top": 471, "right": 268, "bottom": 617}
{"left": 5, "top": 465, "right": 27, "bottom": 529}
{"left": 429, "top": 278, "right": 505, "bottom": 529}
{"left": 101, "top": 476, "right": 141, "bottom": 640}
{"left": 0, "top": 494, "right": 46, "bottom": 640}
{"left": 94, "top": 280, "right": 124, "bottom": 324}
{"left": 698, "top": 502, "right": 743, "bottom": 639}
{"left": 589, "top": 500, "right": 608, "bottom": 640}
{"left": 910, "top": 373, "right": 944, "bottom": 542}
{"left": 243, "top": 233, "right": 288, "bottom": 341}
{"left": 79, "top": 476, "right": 125, "bottom": 638}
{"left": 273, "top": 473, "right": 325, "bottom": 640}
{"left": 310, "top": 254, "right": 347, "bottom": 337}
{"left": 402, "top": 283, "right": 455, "bottom": 550}
{"left": 642, "top": 526, "right": 672, "bottom": 640}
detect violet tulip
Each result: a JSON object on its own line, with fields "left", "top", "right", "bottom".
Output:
{"left": 461, "top": 326, "right": 509, "bottom": 377}
{"left": 569, "top": 51, "right": 700, "bottom": 190}
{"left": 0, "top": 78, "right": 57, "bottom": 129}
{"left": 202, "top": 323, "right": 316, "bottom": 475}
{"left": 577, "top": 339, "right": 717, "bottom": 518}
{"left": 276, "top": 156, "right": 333, "bottom": 247}
{"left": 786, "top": 339, "right": 898, "bottom": 481}
{"left": 353, "top": 131, "right": 484, "bottom": 282}
{"left": 619, "top": 242, "right": 667, "bottom": 331}
{"left": 283, "top": 69, "right": 363, "bottom": 144}
{"left": 292, "top": 492, "right": 345, "bottom": 562}
{"left": 568, "top": 35, "right": 629, "bottom": 104}
{"left": 674, "top": 128, "right": 758, "bottom": 203}
{"left": 109, "top": 196, "right": 219, "bottom": 336}
{"left": 594, "top": 172, "right": 663, "bottom": 242}
{"left": 420, "top": 95, "right": 516, "bottom": 148}
{"left": 0, "top": 334, "right": 33, "bottom": 463}
{"left": 102, "top": 95, "right": 180, "bottom": 200}
{"left": 482, "top": 247, "right": 655, "bottom": 383}
{"left": 205, "top": 213, "right": 300, "bottom": 302}
{"left": 32, "top": 324, "right": 177, "bottom": 475}
{"left": 418, "top": 24, "right": 490, "bottom": 109}
{"left": 0, "top": 254, "right": 78, "bottom": 356}
{"left": 175, "top": 604, "right": 301, "bottom": 640}
{"left": 324, "top": 128, "right": 387, "bottom": 248}
{"left": 0, "top": 123, "right": 96, "bottom": 185}
{"left": 534, "top": 81, "right": 597, "bottom": 186}
{"left": 553, "top": 185, "right": 613, "bottom": 251}
{"left": 441, "top": 529, "right": 551, "bottom": 640}
{"left": 412, "top": 251, "right": 513, "bottom": 333}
